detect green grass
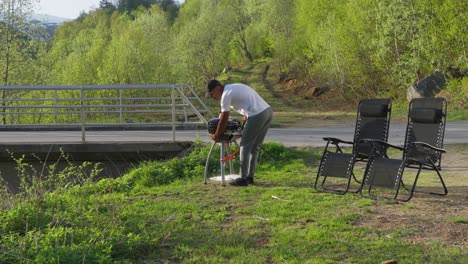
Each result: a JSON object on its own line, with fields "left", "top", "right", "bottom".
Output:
{"left": 0, "top": 142, "right": 466, "bottom": 263}
{"left": 449, "top": 217, "right": 468, "bottom": 224}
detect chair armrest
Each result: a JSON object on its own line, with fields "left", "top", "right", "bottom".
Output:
{"left": 411, "top": 141, "right": 446, "bottom": 153}
{"left": 323, "top": 137, "right": 353, "bottom": 145}
{"left": 359, "top": 138, "right": 405, "bottom": 151}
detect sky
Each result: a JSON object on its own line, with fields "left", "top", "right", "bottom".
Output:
{"left": 34, "top": 0, "right": 185, "bottom": 20}
{"left": 34, "top": 0, "right": 101, "bottom": 19}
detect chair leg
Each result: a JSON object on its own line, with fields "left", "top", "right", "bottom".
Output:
{"left": 362, "top": 167, "right": 406, "bottom": 202}
{"left": 399, "top": 179, "right": 410, "bottom": 191}
{"left": 314, "top": 148, "right": 356, "bottom": 195}
{"left": 319, "top": 162, "right": 354, "bottom": 195}
{"left": 428, "top": 165, "right": 448, "bottom": 196}
{"left": 350, "top": 172, "right": 362, "bottom": 193}
{"left": 400, "top": 165, "right": 422, "bottom": 202}
{"left": 411, "top": 161, "right": 448, "bottom": 197}
{"left": 365, "top": 185, "right": 379, "bottom": 200}
{"left": 314, "top": 147, "right": 329, "bottom": 191}
{"left": 314, "top": 158, "right": 326, "bottom": 191}
{"left": 315, "top": 164, "right": 351, "bottom": 195}
{"left": 319, "top": 175, "right": 351, "bottom": 195}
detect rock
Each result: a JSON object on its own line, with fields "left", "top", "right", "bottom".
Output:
{"left": 311, "top": 86, "right": 330, "bottom": 97}
{"left": 222, "top": 67, "right": 231, "bottom": 74}
{"left": 407, "top": 71, "right": 446, "bottom": 101}
{"left": 447, "top": 66, "right": 468, "bottom": 79}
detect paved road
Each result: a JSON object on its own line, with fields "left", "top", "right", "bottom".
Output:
{"left": 1, "top": 122, "right": 467, "bottom": 147}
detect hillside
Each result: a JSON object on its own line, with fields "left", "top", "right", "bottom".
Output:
{"left": 205, "top": 61, "right": 467, "bottom": 126}
{"left": 203, "top": 62, "right": 359, "bottom": 128}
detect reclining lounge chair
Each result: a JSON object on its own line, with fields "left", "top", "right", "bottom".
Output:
{"left": 360, "top": 98, "right": 448, "bottom": 201}
{"left": 314, "top": 98, "right": 392, "bottom": 194}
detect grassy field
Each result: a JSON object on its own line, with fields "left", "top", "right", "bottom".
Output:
{"left": 0, "top": 142, "right": 466, "bottom": 263}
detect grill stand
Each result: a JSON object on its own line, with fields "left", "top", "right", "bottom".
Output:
{"left": 204, "top": 138, "right": 241, "bottom": 186}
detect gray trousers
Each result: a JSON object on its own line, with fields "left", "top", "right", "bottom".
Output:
{"left": 240, "top": 107, "right": 273, "bottom": 179}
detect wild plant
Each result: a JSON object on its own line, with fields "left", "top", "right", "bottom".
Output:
{"left": 0, "top": 148, "right": 103, "bottom": 208}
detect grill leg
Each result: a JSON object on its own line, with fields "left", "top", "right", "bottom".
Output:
{"left": 204, "top": 142, "right": 217, "bottom": 184}
{"left": 228, "top": 142, "right": 234, "bottom": 175}
{"left": 220, "top": 142, "right": 227, "bottom": 186}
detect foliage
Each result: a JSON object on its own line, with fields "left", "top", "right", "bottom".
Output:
{"left": 295, "top": 0, "right": 467, "bottom": 101}
{"left": 5, "top": 0, "right": 465, "bottom": 107}
{"left": 440, "top": 77, "right": 468, "bottom": 110}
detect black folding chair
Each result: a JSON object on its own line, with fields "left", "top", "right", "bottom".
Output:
{"left": 314, "top": 98, "right": 392, "bottom": 194}
{"left": 361, "top": 98, "right": 448, "bottom": 201}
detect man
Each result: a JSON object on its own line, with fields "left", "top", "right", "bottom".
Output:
{"left": 206, "top": 79, "right": 273, "bottom": 186}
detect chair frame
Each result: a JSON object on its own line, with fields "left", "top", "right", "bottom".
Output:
{"left": 360, "top": 98, "right": 448, "bottom": 201}
{"left": 314, "top": 98, "right": 392, "bottom": 195}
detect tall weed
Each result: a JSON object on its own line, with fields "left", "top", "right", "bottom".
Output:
{"left": 0, "top": 149, "right": 103, "bottom": 208}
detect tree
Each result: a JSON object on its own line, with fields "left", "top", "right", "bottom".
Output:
{"left": 260, "top": 0, "right": 295, "bottom": 73}
{"left": 99, "top": 6, "right": 173, "bottom": 84}
{"left": 116, "top": 0, "right": 159, "bottom": 13}
{"left": 228, "top": 0, "right": 254, "bottom": 62}
{"left": 99, "top": 0, "right": 117, "bottom": 14}
{"left": 49, "top": 9, "right": 113, "bottom": 85}
{"left": 0, "top": 0, "right": 47, "bottom": 124}
{"left": 172, "top": 0, "right": 236, "bottom": 86}
{"left": 99, "top": 0, "right": 114, "bottom": 9}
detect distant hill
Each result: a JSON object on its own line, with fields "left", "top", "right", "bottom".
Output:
{"left": 32, "top": 14, "right": 71, "bottom": 24}
{"left": 31, "top": 14, "right": 71, "bottom": 36}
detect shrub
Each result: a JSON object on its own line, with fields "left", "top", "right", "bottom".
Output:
{"left": 260, "top": 141, "right": 292, "bottom": 163}
{"left": 439, "top": 77, "right": 468, "bottom": 110}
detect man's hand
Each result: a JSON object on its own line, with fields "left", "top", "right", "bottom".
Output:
{"left": 213, "top": 111, "right": 229, "bottom": 140}
{"left": 210, "top": 133, "right": 219, "bottom": 141}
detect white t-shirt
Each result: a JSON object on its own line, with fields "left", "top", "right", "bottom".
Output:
{"left": 220, "top": 83, "right": 270, "bottom": 117}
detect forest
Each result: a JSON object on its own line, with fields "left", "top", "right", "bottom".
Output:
{"left": 1, "top": 0, "right": 467, "bottom": 111}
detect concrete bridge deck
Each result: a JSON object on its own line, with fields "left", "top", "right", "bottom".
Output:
{"left": 1, "top": 121, "right": 467, "bottom": 147}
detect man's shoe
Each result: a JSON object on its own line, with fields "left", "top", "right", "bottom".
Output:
{"left": 246, "top": 177, "right": 254, "bottom": 184}
{"left": 230, "top": 177, "right": 248, "bottom": 186}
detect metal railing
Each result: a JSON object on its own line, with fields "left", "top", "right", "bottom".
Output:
{"left": 0, "top": 84, "right": 213, "bottom": 143}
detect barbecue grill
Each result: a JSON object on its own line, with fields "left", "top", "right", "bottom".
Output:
{"left": 204, "top": 118, "right": 243, "bottom": 186}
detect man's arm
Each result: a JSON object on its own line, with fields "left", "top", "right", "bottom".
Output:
{"left": 211, "top": 111, "right": 230, "bottom": 141}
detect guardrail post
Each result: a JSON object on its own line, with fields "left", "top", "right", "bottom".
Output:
{"left": 54, "top": 90, "right": 58, "bottom": 124}
{"left": 119, "top": 89, "right": 123, "bottom": 124}
{"left": 80, "top": 87, "right": 86, "bottom": 143}
{"left": 171, "top": 86, "right": 176, "bottom": 142}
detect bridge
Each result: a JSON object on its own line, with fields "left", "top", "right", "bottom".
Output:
{"left": 0, "top": 84, "right": 214, "bottom": 192}
{"left": 0, "top": 84, "right": 214, "bottom": 158}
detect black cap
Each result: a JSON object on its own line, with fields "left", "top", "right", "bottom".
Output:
{"left": 206, "top": 79, "right": 222, "bottom": 97}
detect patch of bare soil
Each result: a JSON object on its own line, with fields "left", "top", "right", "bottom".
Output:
{"left": 356, "top": 149, "right": 468, "bottom": 248}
